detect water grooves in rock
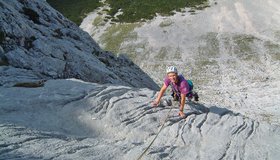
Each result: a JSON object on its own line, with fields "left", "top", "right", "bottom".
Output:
{"left": 1, "top": 79, "right": 279, "bottom": 159}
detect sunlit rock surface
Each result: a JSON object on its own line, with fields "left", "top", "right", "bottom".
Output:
{"left": 81, "top": 0, "right": 280, "bottom": 124}
{"left": 0, "top": 79, "right": 279, "bottom": 159}
{"left": 0, "top": 0, "right": 279, "bottom": 159}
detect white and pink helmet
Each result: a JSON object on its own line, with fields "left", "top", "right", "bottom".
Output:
{"left": 166, "top": 66, "right": 178, "bottom": 74}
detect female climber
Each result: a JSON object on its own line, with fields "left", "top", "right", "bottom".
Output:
{"left": 152, "top": 66, "right": 198, "bottom": 118}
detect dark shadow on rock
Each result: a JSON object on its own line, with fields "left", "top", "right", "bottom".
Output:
{"left": 208, "top": 106, "right": 236, "bottom": 116}
{"left": 187, "top": 102, "right": 240, "bottom": 117}
{"left": 151, "top": 98, "right": 243, "bottom": 126}
{"left": 164, "top": 102, "right": 242, "bottom": 126}
{"left": 188, "top": 102, "right": 209, "bottom": 114}
{"left": 96, "top": 52, "right": 160, "bottom": 90}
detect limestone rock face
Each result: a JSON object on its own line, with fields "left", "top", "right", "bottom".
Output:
{"left": 0, "top": 0, "right": 158, "bottom": 90}
{"left": 0, "top": 1, "right": 279, "bottom": 160}
{"left": 80, "top": 0, "right": 280, "bottom": 124}
{"left": 0, "top": 79, "right": 279, "bottom": 160}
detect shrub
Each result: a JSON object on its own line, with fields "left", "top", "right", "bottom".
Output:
{"left": 47, "top": 0, "right": 208, "bottom": 24}
{"left": 106, "top": 0, "right": 209, "bottom": 23}
{"left": 47, "top": 0, "right": 101, "bottom": 25}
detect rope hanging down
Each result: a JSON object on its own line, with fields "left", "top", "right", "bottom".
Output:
{"left": 137, "top": 107, "right": 173, "bottom": 160}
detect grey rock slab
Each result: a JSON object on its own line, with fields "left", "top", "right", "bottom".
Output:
{"left": 0, "top": 0, "right": 159, "bottom": 90}
{"left": 0, "top": 79, "right": 279, "bottom": 160}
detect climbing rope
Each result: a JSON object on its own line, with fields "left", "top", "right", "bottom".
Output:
{"left": 137, "top": 106, "right": 173, "bottom": 160}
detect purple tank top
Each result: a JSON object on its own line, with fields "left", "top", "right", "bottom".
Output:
{"left": 164, "top": 75, "right": 190, "bottom": 95}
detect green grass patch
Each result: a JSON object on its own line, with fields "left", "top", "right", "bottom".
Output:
{"left": 192, "top": 59, "right": 219, "bottom": 84}
{"left": 47, "top": 0, "right": 101, "bottom": 25}
{"left": 155, "top": 47, "right": 168, "bottom": 60}
{"left": 233, "top": 35, "right": 255, "bottom": 53}
{"left": 92, "top": 15, "right": 105, "bottom": 26}
{"left": 199, "top": 33, "right": 263, "bottom": 62}
{"left": 274, "top": 31, "right": 280, "bottom": 41}
{"left": 105, "top": 0, "right": 208, "bottom": 23}
{"left": 232, "top": 35, "right": 260, "bottom": 62}
{"left": 47, "top": 0, "right": 209, "bottom": 24}
{"left": 100, "top": 23, "right": 139, "bottom": 53}
{"left": 198, "top": 32, "right": 220, "bottom": 58}
{"left": 173, "top": 47, "right": 182, "bottom": 60}
{"left": 264, "top": 41, "right": 280, "bottom": 61}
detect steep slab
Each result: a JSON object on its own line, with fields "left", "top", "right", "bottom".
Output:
{"left": 0, "top": 0, "right": 158, "bottom": 90}
{"left": 0, "top": 79, "right": 279, "bottom": 159}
